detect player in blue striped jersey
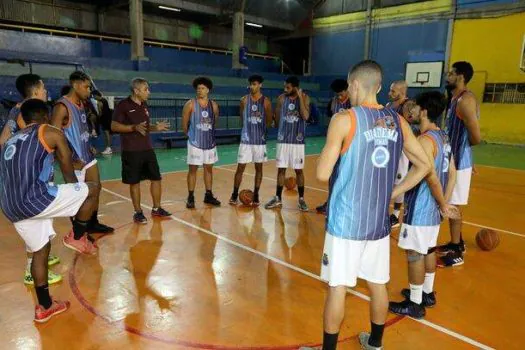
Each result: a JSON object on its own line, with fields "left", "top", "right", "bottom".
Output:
{"left": 183, "top": 77, "right": 221, "bottom": 209}
{"left": 51, "top": 71, "right": 114, "bottom": 237}
{"left": 436, "top": 61, "right": 481, "bottom": 267}
{"left": 316, "top": 79, "right": 352, "bottom": 215}
{"left": 0, "top": 99, "right": 99, "bottom": 322}
{"left": 389, "top": 91, "right": 459, "bottom": 319}
{"left": 0, "top": 74, "right": 47, "bottom": 146}
{"left": 314, "top": 61, "right": 431, "bottom": 350}
{"left": 229, "top": 75, "right": 272, "bottom": 206}
{"left": 265, "top": 76, "right": 310, "bottom": 211}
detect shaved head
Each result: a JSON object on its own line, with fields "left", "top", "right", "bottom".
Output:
{"left": 389, "top": 80, "right": 408, "bottom": 102}
{"left": 347, "top": 60, "right": 383, "bottom": 106}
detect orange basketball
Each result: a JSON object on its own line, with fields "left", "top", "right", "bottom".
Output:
{"left": 239, "top": 189, "right": 254, "bottom": 206}
{"left": 285, "top": 177, "right": 297, "bottom": 190}
{"left": 476, "top": 229, "right": 500, "bottom": 251}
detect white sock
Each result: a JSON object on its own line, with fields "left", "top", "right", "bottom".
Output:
{"left": 423, "top": 273, "right": 435, "bottom": 294}
{"left": 393, "top": 209, "right": 401, "bottom": 218}
{"left": 409, "top": 284, "right": 423, "bottom": 304}
{"left": 26, "top": 257, "right": 32, "bottom": 272}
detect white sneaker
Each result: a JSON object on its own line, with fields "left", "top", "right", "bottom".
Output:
{"left": 101, "top": 147, "right": 113, "bottom": 155}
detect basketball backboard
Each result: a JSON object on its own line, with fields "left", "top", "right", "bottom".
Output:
{"left": 405, "top": 61, "right": 444, "bottom": 88}
{"left": 520, "top": 33, "right": 525, "bottom": 72}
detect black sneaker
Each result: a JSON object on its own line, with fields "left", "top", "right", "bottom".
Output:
{"left": 152, "top": 207, "right": 171, "bottom": 218}
{"left": 133, "top": 212, "right": 148, "bottom": 224}
{"left": 389, "top": 299, "right": 426, "bottom": 319}
{"left": 186, "top": 196, "right": 195, "bottom": 209}
{"left": 204, "top": 193, "right": 221, "bottom": 207}
{"left": 252, "top": 193, "right": 260, "bottom": 206}
{"left": 88, "top": 221, "right": 114, "bottom": 234}
{"left": 437, "top": 250, "right": 464, "bottom": 268}
{"left": 316, "top": 202, "right": 327, "bottom": 214}
{"left": 229, "top": 194, "right": 238, "bottom": 205}
{"left": 401, "top": 289, "right": 436, "bottom": 308}
{"left": 436, "top": 241, "right": 466, "bottom": 255}
{"left": 390, "top": 214, "right": 400, "bottom": 228}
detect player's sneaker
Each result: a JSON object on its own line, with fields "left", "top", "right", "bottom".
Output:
{"left": 24, "top": 270, "right": 62, "bottom": 286}
{"left": 186, "top": 196, "right": 195, "bottom": 209}
{"left": 204, "top": 193, "right": 221, "bottom": 207}
{"left": 389, "top": 299, "right": 426, "bottom": 319}
{"left": 436, "top": 240, "right": 466, "bottom": 255}
{"left": 34, "top": 299, "right": 70, "bottom": 323}
{"left": 152, "top": 207, "right": 171, "bottom": 218}
{"left": 229, "top": 194, "right": 238, "bottom": 205}
{"left": 298, "top": 198, "right": 309, "bottom": 212}
{"left": 390, "top": 214, "right": 400, "bottom": 228}
{"left": 88, "top": 221, "right": 114, "bottom": 234}
{"left": 264, "top": 196, "right": 282, "bottom": 209}
{"left": 133, "top": 211, "right": 148, "bottom": 224}
{"left": 401, "top": 288, "right": 436, "bottom": 308}
{"left": 437, "top": 251, "right": 464, "bottom": 268}
{"left": 316, "top": 202, "right": 327, "bottom": 214}
{"left": 63, "top": 231, "right": 97, "bottom": 255}
{"left": 48, "top": 255, "right": 60, "bottom": 267}
{"left": 358, "top": 332, "right": 383, "bottom": 350}
{"left": 252, "top": 193, "right": 260, "bottom": 207}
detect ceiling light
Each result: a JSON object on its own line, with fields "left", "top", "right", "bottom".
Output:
{"left": 246, "top": 22, "right": 263, "bottom": 28}
{"left": 159, "top": 5, "right": 181, "bottom": 12}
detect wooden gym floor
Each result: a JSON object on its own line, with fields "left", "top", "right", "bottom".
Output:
{"left": 0, "top": 140, "right": 524, "bottom": 349}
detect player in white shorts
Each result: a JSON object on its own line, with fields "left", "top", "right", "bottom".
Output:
{"left": 265, "top": 76, "right": 310, "bottom": 211}
{"left": 182, "top": 77, "right": 221, "bottom": 209}
{"left": 436, "top": 61, "right": 481, "bottom": 268}
{"left": 0, "top": 100, "right": 98, "bottom": 323}
{"left": 229, "top": 75, "right": 272, "bottom": 206}
{"left": 389, "top": 91, "right": 458, "bottom": 320}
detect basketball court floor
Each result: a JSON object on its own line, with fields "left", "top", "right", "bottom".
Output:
{"left": 0, "top": 137, "right": 524, "bottom": 349}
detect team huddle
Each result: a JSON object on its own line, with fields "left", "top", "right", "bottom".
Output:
{"left": 0, "top": 58, "right": 480, "bottom": 350}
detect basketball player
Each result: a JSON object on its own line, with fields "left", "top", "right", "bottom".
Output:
{"left": 386, "top": 81, "right": 410, "bottom": 227}
{"left": 316, "top": 79, "right": 352, "bottom": 214}
{"left": 0, "top": 74, "right": 64, "bottom": 285}
{"left": 229, "top": 75, "right": 272, "bottom": 206}
{"left": 182, "top": 77, "right": 221, "bottom": 209}
{"left": 315, "top": 60, "right": 431, "bottom": 350}
{"left": 436, "top": 61, "right": 481, "bottom": 267}
{"left": 265, "top": 76, "right": 310, "bottom": 211}
{"left": 0, "top": 99, "right": 99, "bottom": 322}
{"left": 51, "top": 71, "right": 114, "bottom": 242}
{"left": 389, "top": 91, "right": 458, "bottom": 319}
{"left": 111, "top": 78, "right": 171, "bottom": 224}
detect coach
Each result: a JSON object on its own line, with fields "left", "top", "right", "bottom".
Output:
{"left": 111, "top": 78, "right": 171, "bottom": 224}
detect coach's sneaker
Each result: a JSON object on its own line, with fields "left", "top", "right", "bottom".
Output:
{"left": 24, "top": 270, "right": 62, "bottom": 286}
{"left": 133, "top": 211, "right": 148, "bottom": 224}
{"left": 437, "top": 251, "right": 464, "bottom": 268}
{"left": 186, "top": 196, "right": 196, "bottom": 209}
{"left": 390, "top": 213, "right": 400, "bottom": 228}
{"left": 401, "top": 288, "right": 436, "bottom": 308}
{"left": 152, "top": 207, "right": 171, "bottom": 218}
{"left": 389, "top": 299, "right": 426, "bottom": 319}
{"left": 316, "top": 202, "right": 327, "bottom": 215}
{"left": 88, "top": 221, "right": 114, "bottom": 234}
{"left": 358, "top": 332, "right": 383, "bottom": 350}
{"left": 204, "top": 193, "right": 221, "bottom": 207}
{"left": 63, "top": 231, "right": 97, "bottom": 255}
{"left": 298, "top": 198, "right": 309, "bottom": 212}
{"left": 48, "top": 255, "right": 60, "bottom": 267}
{"left": 34, "top": 299, "right": 70, "bottom": 323}
{"left": 436, "top": 240, "right": 466, "bottom": 255}
{"left": 264, "top": 196, "right": 282, "bottom": 209}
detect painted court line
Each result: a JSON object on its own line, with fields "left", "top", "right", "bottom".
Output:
{"left": 101, "top": 186, "right": 495, "bottom": 350}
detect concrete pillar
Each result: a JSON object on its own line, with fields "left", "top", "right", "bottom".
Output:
{"left": 232, "top": 11, "right": 246, "bottom": 70}
{"left": 130, "top": 0, "right": 147, "bottom": 61}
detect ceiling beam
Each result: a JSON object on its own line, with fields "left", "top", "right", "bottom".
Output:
{"left": 146, "top": 0, "right": 294, "bottom": 30}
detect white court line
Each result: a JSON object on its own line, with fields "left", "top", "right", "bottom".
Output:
{"left": 101, "top": 186, "right": 495, "bottom": 350}
{"left": 215, "top": 164, "right": 525, "bottom": 238}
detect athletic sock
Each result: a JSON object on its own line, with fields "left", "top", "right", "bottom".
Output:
{"left": 369, "top": 322, "right": 385, "bottom": 348}
{"left": 423, "top": 273, "right": 435, "bottom": 294}
{"left": 322, "top": 332, "right": 339, "bottom": 350}
{"left": 409, "top": 283, "right": 423, "bottom": 304}
{"left": 35, "top": 284, "right": 52, "bottom": 309}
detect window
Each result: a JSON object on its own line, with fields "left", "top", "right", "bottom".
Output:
{"left": 483, "top": 83, "right": 525, "bottom": 104}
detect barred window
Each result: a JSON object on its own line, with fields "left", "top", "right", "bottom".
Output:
{"left": 483, "top": 83, "right": 525, "bottom": 104}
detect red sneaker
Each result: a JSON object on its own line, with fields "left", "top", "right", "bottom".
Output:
{"left": 34, "top": 299, "right": 70, "bottom": 323}
{"left": 63, "top": 231, "right": 97, "bottom": 255}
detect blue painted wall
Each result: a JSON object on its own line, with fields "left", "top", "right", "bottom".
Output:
{"left": 0, "top": 30, "right": 280, "bottom": 74}
{"left": 312, "top": 30, "right": 365, "bottom": 76}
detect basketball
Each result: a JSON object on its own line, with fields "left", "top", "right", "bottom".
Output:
{"left": 476, "top": 229, "right": 500, "bottom": 251}
{"left": 285, "top": 177, "right": 296, "bottom": 190}
{"left": 239, "top": 189, "right": 254, "bottom": 206}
